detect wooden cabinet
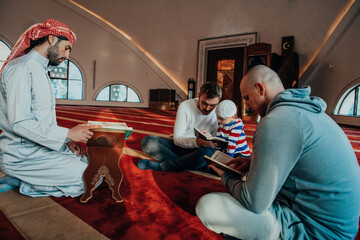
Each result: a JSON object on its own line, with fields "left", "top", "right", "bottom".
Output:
{"left": 149, "top": 89, "right": 176, "bottom": 110}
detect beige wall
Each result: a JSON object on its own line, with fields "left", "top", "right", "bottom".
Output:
{"left": 300, "top": 1, "right": 360, "bottom": 126}
{"left": 0, "top": 0, "right": 358, "bottom": 123}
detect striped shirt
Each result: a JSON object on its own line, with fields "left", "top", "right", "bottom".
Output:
{"left": 216, "top": 117, "right": 251, "bottom": 158}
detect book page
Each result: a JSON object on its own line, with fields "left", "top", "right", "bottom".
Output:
{"left": 205, "top": 150, "right": 245, "bottom": 177}
{"left": 194, "top": 128, "right": 210, "bottom": 140}
{"left": 194, "top": 128, "right": 225, "bottom": 142}
{"left": 88, "top": 121, "right": 132, "bottom": 130}
{"left": 209, "top": 136, "right": 226, "bottom": 142}
{"left": 87, "top": 121, "right": 134, "bottom": 139}
{"left": 211, "top": 150, "right": 233, "bottom": 164}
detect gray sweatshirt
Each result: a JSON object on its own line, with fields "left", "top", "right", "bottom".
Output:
{"left": 222, "top": 87, "right": 360, "bottom": 239}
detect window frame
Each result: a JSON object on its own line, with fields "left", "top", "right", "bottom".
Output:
{"left": 95, "top": 83, "right": 141, "bottom": 103}
{"left": 49, "top": 59, "right": 84, "bottom": 100}
{"left": 334, "top": 80, "right": 360, "bottom": 117}
{"left": 0, "top": 37, "right": 12, "bottom": 68}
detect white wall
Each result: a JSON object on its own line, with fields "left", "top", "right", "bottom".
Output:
{"left": 0, "top": 0, "right": 355, "bottom": 110}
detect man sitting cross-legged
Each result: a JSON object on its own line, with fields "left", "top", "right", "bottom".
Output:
{"left": 138, "top": 82, "right": 222, "bottom": 172}
{"left": 196, "top": 65, "right": 360, "bottom": 240}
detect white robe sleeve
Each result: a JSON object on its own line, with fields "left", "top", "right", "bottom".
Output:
{"left": 5, "top": 62, "right": 68, "bottom": 151}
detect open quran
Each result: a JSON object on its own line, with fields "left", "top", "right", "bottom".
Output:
{"left": 194, "top": 128, "right": 228, "bottom": 150}
{"left": 204, "top": 150, "right": 246, "bottom": 178}
{"left": 88, "top": 121, "right": 133, "bottom": 139}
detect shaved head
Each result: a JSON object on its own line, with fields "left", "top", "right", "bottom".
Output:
{"left": 240, "top": 65, "right": 285, "bottom": 117}
{"left": 241, "top": 65, "right": 283, "bottom": 90}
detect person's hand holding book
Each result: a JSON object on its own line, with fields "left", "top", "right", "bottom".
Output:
{"left": 195, "top": 129, "right": 218, "bottom": 148}
{"left": 194, "top": 128, "right": 227, "bottom": 150}
{"left": 67, "top": 124, "right": 102, "bottom": 143}
{"left": 209, "top": 164, "right": 225, "bottom": 176}
{"left": 208, "top": 154, "right": 251, "bottom": 177}
{"left": 196, "top": 136, "right": 217, "bottom": 148}
{"left": 226, "top": 157, "right": 251, "bottom": 172}
{"left": 198, "top": 129, "right": 212, "bottom": 139}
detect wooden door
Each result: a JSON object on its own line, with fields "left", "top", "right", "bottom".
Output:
{"left": 206, "top": 47, "right": 244, "bottom": 116}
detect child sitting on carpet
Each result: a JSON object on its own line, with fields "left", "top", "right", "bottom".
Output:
{"left": 214, "top": 100, "right": 251, "bottom": 158}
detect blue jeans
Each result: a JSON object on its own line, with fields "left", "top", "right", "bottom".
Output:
{"left": 141, "top": 136, "right": 215, "bottom": 171}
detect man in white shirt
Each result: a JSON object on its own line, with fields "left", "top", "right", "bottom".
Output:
{"left": 138, "top": 82, "right": 222, "bottom": 172}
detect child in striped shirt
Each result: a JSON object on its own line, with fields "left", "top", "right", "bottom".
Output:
{"left": 215, "top": 100, "right": 251, "bottom": 158}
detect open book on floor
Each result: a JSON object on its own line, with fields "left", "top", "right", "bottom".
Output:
{"left": 194, "top": 128, "right": 228, "bottom": 150}
{"left": 88, "top": 121, "right": 133, "bottom": 139}
{"left": 204, "top": 150, "right": 246, "bottom": 178}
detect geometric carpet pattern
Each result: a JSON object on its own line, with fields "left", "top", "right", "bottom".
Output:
{"left": 0, "top": 105, "right": 359, "bottom": 240}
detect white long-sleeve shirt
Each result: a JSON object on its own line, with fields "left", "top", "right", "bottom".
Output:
{"left": 173, "top": 98, "right": 217, "bottom": 149}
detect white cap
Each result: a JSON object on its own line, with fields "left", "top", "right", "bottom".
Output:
{"left": 216, "top": 100, "right": 237, "bottom": 118}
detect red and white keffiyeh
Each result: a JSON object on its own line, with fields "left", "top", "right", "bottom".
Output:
{"left": 0, "top": 19, "right": 76, "bottom": 76}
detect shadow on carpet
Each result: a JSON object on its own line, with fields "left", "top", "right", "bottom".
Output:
{"left": 51, "top": 155, "right": 226, "bottom": 240}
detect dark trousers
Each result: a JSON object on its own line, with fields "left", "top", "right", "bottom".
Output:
{"left": 141, "top": 135, "right": 215, "bottom": 171}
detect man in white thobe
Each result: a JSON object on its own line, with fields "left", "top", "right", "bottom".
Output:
{"left": 0, "top": 19, "right": 97, "bottom": 197}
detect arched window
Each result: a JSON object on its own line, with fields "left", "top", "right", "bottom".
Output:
{"left": 49, "top": 60, "right": 84, "bottom": 100}
{"left": 0, "top": 38, "right": 11, "bottom": 70}
{"left": 1, "top": 38, "right": 83, "bottom": 100}
{"left": 335, "top": 83, "right": 360, "bottom": 117}
{"left": 96, "top": 84, "right": 140, "bottom": 102}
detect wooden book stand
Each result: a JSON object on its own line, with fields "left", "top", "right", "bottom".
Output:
{"left": 80, "top": 131, "right": 126, "bottom": 203}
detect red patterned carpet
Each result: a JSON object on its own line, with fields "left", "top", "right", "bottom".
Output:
{"left": 52, "top": 105, "right": 228, "bottom": 239}
{"left": 55, "top": 105, "right": 360, "bottom": 240}
{"left": 0, "top": 105, "right": 359, "bottom": 239}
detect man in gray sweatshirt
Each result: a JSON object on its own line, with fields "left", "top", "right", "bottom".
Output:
{"left": 196, "top": 65, "right": 360, "bottom": 240}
